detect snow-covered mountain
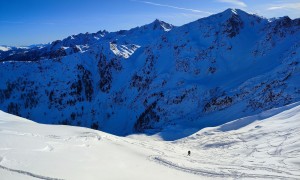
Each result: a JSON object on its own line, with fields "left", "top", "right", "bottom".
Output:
{"left": 0, "top": 9, "right": 299, "bottom": 139}
{"left": 0, "top": 101, "right": 299, "bottom": 179}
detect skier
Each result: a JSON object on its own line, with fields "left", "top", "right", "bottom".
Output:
{"left": 188, "top": 150, "right": 191, "bottom": 156}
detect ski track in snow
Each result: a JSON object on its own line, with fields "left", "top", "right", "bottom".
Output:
{"left": 105, "top": 132, "right": 300, "bottom": 179}
{"left": 118, "top": 136, "right": 299, "bottom": 179}
{"left": 0, "top": 157, "right": 63, "bottom": 180}
{"left": 1, "top": 103, "right": 300, "bottom": 179}
{"left": 1, "top": 125, "right": 299, "bottom": 179}
{"left": 120, "top": 106, "right": 300, "bottom": 180}
{"left": 149, "top": 155, "right": 298, "bottom": 179}
{"left": 0, "top": 130, "right": 102, "bottom": 179}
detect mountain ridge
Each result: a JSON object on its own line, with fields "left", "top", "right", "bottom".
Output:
{"left": 2, "top": 8, "right": 300, "bottom": 50}
{"left": 0, "top": 8, "right": 299, "bottom": 140}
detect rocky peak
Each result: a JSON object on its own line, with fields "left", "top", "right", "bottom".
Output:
{"left": 216, "top": 8, "right": 242, "bottom": 20}
{"left": 273, "top": 16, "right": 293, "bottom": 28}
{"left": 143, "top": 19, "right": 174, "bottom": 32}
{"left": 213, "top": 8, "right": 264, "bottom": 23}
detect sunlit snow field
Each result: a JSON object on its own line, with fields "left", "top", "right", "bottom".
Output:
{"left": 0, "top": 102, "right": 300, "bottom": 179}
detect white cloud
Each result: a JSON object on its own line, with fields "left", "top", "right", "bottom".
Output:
{"left": 267, "top": 2, "right": 300, "bottom": 11}
{"left": 217, "top": 0, "right": 247, "bottom": 8}
{"left": 131, "top": 0, "right": 212, "bottom": 14}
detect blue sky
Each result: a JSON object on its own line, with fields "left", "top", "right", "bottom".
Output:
{"left": 1, "top": 0, "right": 299, "bottom": 46}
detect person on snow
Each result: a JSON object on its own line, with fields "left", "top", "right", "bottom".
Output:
{"left": 188, "top": 150, "right": 191, "bottom": 156}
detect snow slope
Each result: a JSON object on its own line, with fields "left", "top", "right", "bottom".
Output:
{"left": 0, "top": 102, "right": 299, "bottom": 179}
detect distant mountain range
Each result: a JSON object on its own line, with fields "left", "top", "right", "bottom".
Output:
{"left": 1, "top": 8, "right": 299, "bottom": 139}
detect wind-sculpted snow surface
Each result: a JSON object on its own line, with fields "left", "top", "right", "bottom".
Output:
{"left": 0, "top": 102, "right": 299, "bottom": 179}
{"left": 0, "top": 9, "right": 299, "bottom": 138}
{"left": 148, "top": 102, "right": 300, "bottom": 179}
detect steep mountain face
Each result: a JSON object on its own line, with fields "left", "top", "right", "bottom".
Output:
{"left": 0, "top": 9, "right": 299, "bottom": 139}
